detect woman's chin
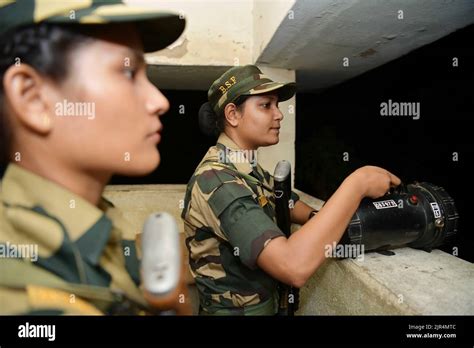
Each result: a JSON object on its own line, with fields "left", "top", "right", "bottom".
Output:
{"left": 266, "top": 134, "right": 280, "bottom": 146}
{"left": 119, "top": 151, "right": 160, "bottom": 176}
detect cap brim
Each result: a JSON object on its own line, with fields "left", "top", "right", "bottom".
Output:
{"left": 46, "top": 4, "right": 185, "bottom": 53}
{"left": 242, "top": 81, "right": 297, "bottom": 102}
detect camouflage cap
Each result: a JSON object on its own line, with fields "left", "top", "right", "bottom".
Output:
{"left": 208, "top": 65, "right": 296, "bottom": 116}
{"left": 0, "top": 0, "right": 186, "bottom": 53}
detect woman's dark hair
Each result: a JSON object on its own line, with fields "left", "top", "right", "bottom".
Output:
{"left": 198, "top": 94, "right": 251, "bottom": 137}
{"left": 0, "top": 23, "right": 93, "bottom": 164}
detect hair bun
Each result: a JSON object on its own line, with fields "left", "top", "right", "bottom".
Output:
{"left": 198, "top": 102, "right": 218, "bottom": 137}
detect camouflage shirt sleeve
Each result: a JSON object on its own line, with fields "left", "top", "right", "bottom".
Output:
{"left": 206, "top": 180, "right": 284, "bottom": 270}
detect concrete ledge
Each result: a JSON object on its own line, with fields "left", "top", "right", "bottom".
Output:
{"left": 104, "top": 184, "right": 186, "bottom": 239}
{"left": 297, "top": 247, "right": 474, "bottom": 315}
{"left": 294, "top": 188, "right": 325, "bottom": 210}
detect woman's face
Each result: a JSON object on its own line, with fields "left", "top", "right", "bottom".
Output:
{"left": 47, "top": 24, "right": 169, "bottom": 176}
{"left": 235, "top": 93, "right": 284, "bottom": 149}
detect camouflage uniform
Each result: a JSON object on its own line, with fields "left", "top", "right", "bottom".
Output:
{"left": 182, "top": 134, "right": 300, "bottom": 315}
{"left": 208, "top": 65, "right": 296, "bottom": 119}
{"left": 0, "top": 0, "right": 185, "bottom": 54}
{"left": 0, "top": 0, "right": 185, "bottom": 314}
{"left": 182, "top": 65, "right": 297, "bottom": 315}
{"left": 0, "top": 164, "right": 146, "bottom": 314}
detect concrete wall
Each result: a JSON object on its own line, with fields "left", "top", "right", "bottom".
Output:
{"left": 128, "top": 1, "right": 298, "bottom": 173}
{"left": 104, "top": 185, "right": 186, "bottom": 238}
{"left": 127, "top": 0, "right": 297, "bottom": 67}
{"left": 253, "top": 0, "right": 296, "bottom": 62}
{"left": 126, "top": 0, "right": 254, "bottom": 66}
{"left": 258, "top": 0, "right": 474, "bottom": 90}
{"left": 297, "top": 248, "right": 474, "bottom": 315}
{"left": 104, "top": 184, "right": 474, "bottom": 315}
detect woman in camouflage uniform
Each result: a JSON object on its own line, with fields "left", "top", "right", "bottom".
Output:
{"left": 0, "top": 0, "right": 187, "bottom": 315}
{"left": 182, "top": 65, "right": 401, "bottom": 315}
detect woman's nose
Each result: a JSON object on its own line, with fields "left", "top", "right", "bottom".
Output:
{"left": 145, "top": 80, "right": 170, "bottom": 116}
{"left": 274, "top": 107, "right": 284, "bottom": 121}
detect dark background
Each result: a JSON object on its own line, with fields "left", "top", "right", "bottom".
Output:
{"left": 294, "top": 24, "right": 473, "bottom": 262}
{"left": 295, "top": 25, "right": 472, "bottom": 200}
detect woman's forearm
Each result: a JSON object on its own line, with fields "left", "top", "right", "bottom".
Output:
{"left": 290, "top": 200, "right": 315, "bottom": 225}
{"left": 258, "top": 166, "right": 400, "bottom": 287}
{"left": 286, "top": 175, "right": 364, "bottom": 284}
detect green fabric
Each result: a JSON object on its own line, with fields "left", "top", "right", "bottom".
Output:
{"left": 197, "top": 167, "right": 238, "bottom": 195}
{"left": 29, "top": 205, "right": 113, "bottom": 287}
{"left": 0, "top": 163, "right": 147, "bottom": 314}
{"left": 182, "top": 134, "right": 297, "bottom": 315}
{"left": 200, "top": 296, "right": 277, "bottom": 316}
{"left": 219, "top": 195, "right": 283, "bottom": 269}
{"left": 207, "top": 65, "right": 296, "bottom": 116}
{"left": 0, "top": 258, "right": 118, "bottom": 313}
{"left": 208, "top": 181, "right": 254, "bottom": 218}
{"left": 0, "top": 0, "right": 185, "bottom": 53}
{"left": 121, "top": 240, "right": 141, "bottom": 286}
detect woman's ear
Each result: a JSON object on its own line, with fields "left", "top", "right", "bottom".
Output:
{"left": 223, "top": 102, "right": 240, "bottom": 128}
{"left": 3, "top": 63, "right": 54, "bottom": 134}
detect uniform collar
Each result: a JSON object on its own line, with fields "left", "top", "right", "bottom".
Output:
{"left": 1, "top": 164, "right": 120, "bottom": 265}
{"left": 216, "top": 133, "right": 259, "bottom": 176}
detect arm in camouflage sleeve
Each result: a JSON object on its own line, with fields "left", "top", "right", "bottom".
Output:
{"left": 207, "top": 180, "right": 285, "bottom": 269}
{"left": 257, "top": 167, "right": 401, "bottom": 288}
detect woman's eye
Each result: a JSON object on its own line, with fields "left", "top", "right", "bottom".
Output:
{"left": 262, "top": 103, "right": 270, "bottom": 108}
{"left": 123, "top": 68, "right": 137, "bottom": 80}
